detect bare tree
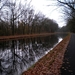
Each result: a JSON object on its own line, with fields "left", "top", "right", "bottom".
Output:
{"left": 0, "top": 0, "right": 9, "bottom": 21}
{"left": 57, "top": 0, "right": 75, "bottom": 9}
{"left": 57, "top": 0, "right": 75, "bottom": 32}
{"left": 0, "top": 0, "right": 8, "bottom": 10}
{"left": 57, "top": 0, "right": 75, "bottom": 18}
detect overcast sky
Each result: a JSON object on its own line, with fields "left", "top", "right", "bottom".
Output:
{"left": 3, "top": 0, "right": 66, "bottom": 27}
{"left": 31, "top": 0, "right": 66, "bottom": 27}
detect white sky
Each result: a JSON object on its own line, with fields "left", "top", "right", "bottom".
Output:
{"left": 1, "top": 0, "right": 66, "bottom": 27}
{"left": 12, "top": 0, "right": 66, "bottom": 27}
{"left": 31, "top": 0, "right": 66, "bottom": 27}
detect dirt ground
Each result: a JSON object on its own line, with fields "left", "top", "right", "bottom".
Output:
{"left": 22, "top": 35, "right": 71, "bottom": 75}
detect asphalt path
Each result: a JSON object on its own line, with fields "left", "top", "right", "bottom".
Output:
{"left": 60, "top": 34, "right": 75, "bottom": 75}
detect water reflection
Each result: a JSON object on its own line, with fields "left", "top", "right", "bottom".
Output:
{"left": 0, "top": 35, "right": 63, "bottom": 75}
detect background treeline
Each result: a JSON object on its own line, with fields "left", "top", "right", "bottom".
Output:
{"left": 1, "top": 0, "right": 75, "bottom": 36}
{"left": 0, "top": 0, "right": 58, "bottom": 36}
{"left": 0, "top": 14, "right": 58, "bottom": 36}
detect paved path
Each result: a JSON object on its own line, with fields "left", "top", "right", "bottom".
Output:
{"left": 60, "top": 34, "right": 75, "bottom": 75}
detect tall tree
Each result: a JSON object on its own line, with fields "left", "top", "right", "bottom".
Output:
{"left": 0, "top": 0, "right": 33, "bottom": 35}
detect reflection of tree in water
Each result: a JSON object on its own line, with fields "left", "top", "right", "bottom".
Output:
{"left": 41, "top": 35, "right": 58, "bottom": 48}
{"left": 57, "top": 33, "right": 68, "bottom": 39}
{"left": 0, "top": 35, "right": 59, "bottom": 75}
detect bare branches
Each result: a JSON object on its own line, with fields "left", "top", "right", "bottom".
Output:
{"left": 57, "top": 0, "right": 75, "bottom": 32}
{"left": 57, "top": 0, "right": 75, "bottom": 10}
{"left": 0, "top": 0, "right": 9, "bottom": 10}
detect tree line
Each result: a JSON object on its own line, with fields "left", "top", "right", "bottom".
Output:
{"left": 0, "top": 0, "right": 58, "bottom": 36}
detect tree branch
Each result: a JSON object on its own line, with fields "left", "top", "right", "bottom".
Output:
{"left": 57, "top": 0, "right": 75, "bottom": 10}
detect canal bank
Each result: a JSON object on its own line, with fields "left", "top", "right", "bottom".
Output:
{"left": 60, "top": 34, "right": 75, "bottom": 75}
{"left": 22, "top": 34, "right": 71, "bottom": 75}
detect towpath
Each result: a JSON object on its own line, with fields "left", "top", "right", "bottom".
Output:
{"left": 60, "top": 34, "right": 75, "bottom": 75}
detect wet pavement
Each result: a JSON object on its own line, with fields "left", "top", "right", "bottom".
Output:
{"left": 60, "top": 34, "right": 75, "bottom": 75}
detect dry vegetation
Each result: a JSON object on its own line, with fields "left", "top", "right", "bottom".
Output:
{"left": 22, "top": 34, "right": 71, "bottom": 75}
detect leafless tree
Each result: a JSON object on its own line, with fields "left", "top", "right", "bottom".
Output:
{"left": 57, "top": 0, "right": 75, "bottom": 18}
{"left": 0, "top": 0, "right": 33, "bottom": 35}
{"left": 57, "top": 0, "right": 75, "bottom": 32}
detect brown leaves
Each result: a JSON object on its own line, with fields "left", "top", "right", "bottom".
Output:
{"left": 22, "top": 35, "right": 71, "bottom": 75}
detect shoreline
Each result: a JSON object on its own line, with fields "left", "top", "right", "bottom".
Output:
{"left": 22, "top": 34, "right": 71, "bottom": 75}
{"left": 0, "top": 32, "right": 68, "bottom": 41}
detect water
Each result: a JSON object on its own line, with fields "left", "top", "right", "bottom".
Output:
{"left": 0, "top": 34, "right": 65, "bottom": 75}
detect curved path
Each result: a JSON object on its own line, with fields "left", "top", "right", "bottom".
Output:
{"left": 60, "top": 34, "right": 75, "bottom": 75}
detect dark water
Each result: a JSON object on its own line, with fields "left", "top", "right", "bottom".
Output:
{"left": 0, "top": 34, "right": 66, "bottom": 75}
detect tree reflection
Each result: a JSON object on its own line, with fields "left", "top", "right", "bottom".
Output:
{"left": 0, "top": 35, "right": 59, "bottom": 75}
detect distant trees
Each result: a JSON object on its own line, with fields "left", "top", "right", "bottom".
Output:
{"left": 67, "top": 18, "right": 75, "bottom": 32}
{"left": 0, "top": 0, "right": 59, "bottom": 36}
{"left": 58, "top": 26, "right": 68, "bottom": 32}
{"left": 0, "top": 21, "right": 11, "bottom": 35}
{"left": 16, "top": 14, "right": 58, "bottom": 35}
{"left": 41, "top": 18, "right": 58, "bottom": 33}
{"left": 57, "top": 0, "right": 75, "bottom": 33}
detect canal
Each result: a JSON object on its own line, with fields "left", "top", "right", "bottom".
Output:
{"left": 0, "top": 34, "right": 67, "bottom": 75}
